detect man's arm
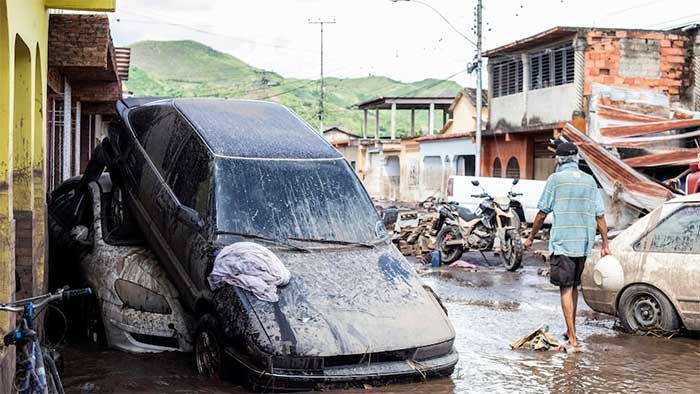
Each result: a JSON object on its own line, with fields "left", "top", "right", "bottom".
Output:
{"left": 596, "top": 215, "right": 610, "bottom": 257}
{"left": 524, "top": 210, "right": 548, "bottom": 249}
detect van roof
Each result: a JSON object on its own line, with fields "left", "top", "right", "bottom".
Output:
{"left": 149, "top": 98, "right": 342, "bottom": 160}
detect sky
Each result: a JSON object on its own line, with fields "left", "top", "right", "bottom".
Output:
{"left": 108, "top": 0, "right": 700, "bottom": 87}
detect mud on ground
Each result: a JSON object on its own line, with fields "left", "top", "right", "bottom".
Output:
{"left": 61, "top": 251, "right": 700, "bottom": 394}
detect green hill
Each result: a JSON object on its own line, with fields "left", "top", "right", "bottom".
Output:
{"left": 124, "top": 40, "right": 462, "bottom": 136}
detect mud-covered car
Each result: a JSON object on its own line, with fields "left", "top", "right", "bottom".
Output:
{"left": 48, "top": 174, "right": 193, "bottom": 353}
{"left": 582, "top": 194, "right": 700, "bottom": 334}
{"left": 104, "top": 98, "right": 457, "bottom": 389}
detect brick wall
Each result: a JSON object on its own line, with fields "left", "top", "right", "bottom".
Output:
{"left": 481, "top": 133, "right": 535, "bottom": 179}
{"left": 584, "top": 30, "right": 692, "bottom": 100}
{"left": 71, "top": 80, "right": 121, "bottom": 102}
{"left": 48, "top": 14, "right": 110, "bottom": 68}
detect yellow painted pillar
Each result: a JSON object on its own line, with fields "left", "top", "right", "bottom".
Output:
{"left": 12, "top": 37, "right": 35, "bottom": 301}
{"left": 33, "top": 46, "right": 46, "bottom": 295}
{"left": 0, "top": 0, "right": 14, "bottom": 337}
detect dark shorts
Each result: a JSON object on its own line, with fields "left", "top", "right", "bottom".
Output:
{"left": 550, "top": 255, "right": 586, "bottom": 288}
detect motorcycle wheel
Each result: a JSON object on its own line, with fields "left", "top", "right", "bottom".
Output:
{"left": 501, "top": 229, "right": 523, "bottom": 271}
{"left": 436, "top": 226, "right": 464, "bottom": 264}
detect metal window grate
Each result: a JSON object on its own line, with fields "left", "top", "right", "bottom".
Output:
{"left": 506, "top": 157, "right": 520, "bottom": 179}
{"left": 492, "top": 59, "right": 523, "bottom": 98}
{"left": 530, "top": 43, "right": 574, "bottom": 90}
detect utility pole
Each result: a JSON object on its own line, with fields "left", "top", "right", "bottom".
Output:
{"left": 308, "top": 18, "right": 335, "bottom": 133}
{"left": 474, "top": 0, "right": 483, "bottom": 177}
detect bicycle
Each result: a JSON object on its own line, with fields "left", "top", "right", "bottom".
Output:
{"left": 1, "top": 287, "right": 91, "bottom": 394}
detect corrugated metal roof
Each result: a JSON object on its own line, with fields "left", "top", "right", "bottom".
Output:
{"left": 115, "top": 47, "right": 131, "bottom": 81}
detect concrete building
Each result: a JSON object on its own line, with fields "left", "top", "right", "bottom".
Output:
{"left": 0, "top": 1, "right": 116, "bottom": 389}
{"left": 347, "top": 96, "right": 456, "bottom": 202}
{"left": 327, "top": 92, "right": 489, "bottom": 202}
{"left": 47, "top": 13, "right": 130, "bottom": 190}
{"left": 415, "top": 88, "right": 488, "bottom": 198}
{"left": 483, "top": 26, "right": 700, "bottom": 180}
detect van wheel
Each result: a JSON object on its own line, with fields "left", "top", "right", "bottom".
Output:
{"left": 618, "top": 285, "right": 681, "bottom": 334}
{"left": 195, "top": 314, "right": 226, "bottom": 380}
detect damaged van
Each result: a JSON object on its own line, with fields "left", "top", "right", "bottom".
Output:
{"left": 104, "top": 98, "right": 457, "bottom": 390}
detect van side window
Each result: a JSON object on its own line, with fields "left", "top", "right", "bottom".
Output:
{"left": 634, "top": 206, "right": 700, "bottom": 254}
{"left": 129, "top": 106, "right": 191, "bottom": 177}
{"left": 168, "top": 135, "right": 211, "bottom": 219}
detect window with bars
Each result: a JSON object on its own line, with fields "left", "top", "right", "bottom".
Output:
{"left": 529, "top": 43, "right": 574, "bottom": 90}
{"left": 492, "top": 59, "right": 523, "bottom": 98}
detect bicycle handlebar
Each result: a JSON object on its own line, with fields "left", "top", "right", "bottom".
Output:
{"left": 63, "top": 288, "right": 92, "bottom": 301}
{"left": 0, "top": 287, "right": 91, "bottom": 312}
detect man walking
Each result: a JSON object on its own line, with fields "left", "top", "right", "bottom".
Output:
{"left": 524, "top": 142, "right": 610, "bottom": 348}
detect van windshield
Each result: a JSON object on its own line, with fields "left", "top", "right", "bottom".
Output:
{"left": 214, "top": 158, "right": 382, "bottom": 244}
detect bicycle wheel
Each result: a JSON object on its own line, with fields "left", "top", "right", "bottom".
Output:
{"left": 43, "top": 352, "right": 64, "bottom": 394}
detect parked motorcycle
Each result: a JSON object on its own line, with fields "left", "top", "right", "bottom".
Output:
{"left": 435, "top": 179, "right": 524, "bottom": 271}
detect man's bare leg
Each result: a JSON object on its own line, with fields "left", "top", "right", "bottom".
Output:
{"left": 560, "top": 287, "right": 577, "bottom": 346}
{"left": 572, "top": 286, "right": 579, "bottom": 322}
{"left": 563, "top": 287, "right": 579, "bottom": 341}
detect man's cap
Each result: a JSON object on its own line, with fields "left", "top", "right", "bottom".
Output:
{"left": 555, "top": 141, "right": 578, "bottom": 156}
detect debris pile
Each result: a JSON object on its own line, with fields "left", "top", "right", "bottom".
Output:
{"left": 510, "top": 325, "right": 562, "bottom": 352}
{"left": 560, "top": 84, "right": 699, "bottom": 218}
{"left": 394, "top": 213, "right": 437, "bottom": 257}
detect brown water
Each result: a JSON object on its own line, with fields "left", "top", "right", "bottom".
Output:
{"left": 62, "top": 252, "right": 700, "bottom": 394}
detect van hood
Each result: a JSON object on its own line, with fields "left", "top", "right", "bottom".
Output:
{"left": 244, "top": 244, "right": 455, "bottom": 357}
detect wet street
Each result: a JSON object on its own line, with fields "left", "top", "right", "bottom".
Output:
{"left": 61, "top": 251, "right": 700, "bottom": 394}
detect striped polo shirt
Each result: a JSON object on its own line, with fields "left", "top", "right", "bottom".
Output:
{"left": 537, "top": 161, "right": 605, "bottom": 257}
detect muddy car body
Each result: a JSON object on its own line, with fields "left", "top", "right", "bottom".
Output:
{"left": 48, "top": 174, "right": 193, "bottom": 353}
{"left": 105, "top": 98, "right": 457, "bottom": 388}
{"left": 582, "top": 194, "right": 700, "bottom": 333}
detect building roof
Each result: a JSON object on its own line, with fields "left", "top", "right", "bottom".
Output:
{"left": 170, "top": 99, "right": 342, "bottom": 160}
{"left": 449, "top": 88, "right": 488, "bottom": 112}
{"left": 323, "top": 127, "right": 361, "bottom": 138}
{"left": 484, "top": 25, "right": 687, "bottom": 57}
{"left": 355, "top": 96, "right": 455, "bottom": 110}
{"left": 415, "top": 132, "right": 474, "bottom": 143}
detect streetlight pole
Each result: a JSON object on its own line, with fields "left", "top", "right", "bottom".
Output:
{"left": 475, "top": 0, "right": 483, "bottom": 177}
{"left": 390, "top": 0, "right": 483, "bottom": 176}
{"left": 308, "top": 18, "right": 335, "bottom": 133}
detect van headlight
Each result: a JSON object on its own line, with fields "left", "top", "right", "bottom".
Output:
{"left": 114, "top": 279, "right": 172, "bottom": 314}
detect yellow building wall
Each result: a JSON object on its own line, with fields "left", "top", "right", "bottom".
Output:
{"left": 0, "top": 1, "right": 115, "bottom": 387}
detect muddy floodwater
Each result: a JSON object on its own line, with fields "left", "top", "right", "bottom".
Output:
{"left": 62, "top": 251, "right": 700, "bottom": 394}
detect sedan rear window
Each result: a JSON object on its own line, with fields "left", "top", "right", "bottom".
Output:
{"left": 214, "top": 158, "right": 381, "bottom": 244}
{"left": 634, "top": 205, "right": 700, "bottom": 254}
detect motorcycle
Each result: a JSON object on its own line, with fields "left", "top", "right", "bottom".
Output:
{"left": 435, "top": 178, "right": 524, "bottom": 271}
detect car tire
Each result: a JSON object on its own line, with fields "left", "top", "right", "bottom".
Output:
{"left": 195, "top": 314, "right": 227, "bottom": 380}
{"left": 618, "top": 284, "right": 681, "bottom": 334}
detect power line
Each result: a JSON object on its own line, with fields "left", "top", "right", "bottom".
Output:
{"left": 258, "top": 80, "right": 320, "bottom": 100}
{"left": 645, "top": 11, "right": 700, "bottom": 28}
{"left": 392, "top": 0, "right": 476, "bottom": 47}
{"left": 605, "top": 0, "right": 663, "bottom": 16}
{"left": 115, "top": 9, "right": 318, "bottom": 54}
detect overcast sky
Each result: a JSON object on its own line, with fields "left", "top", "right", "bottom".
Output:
{"left": 109, "top": 0, "right": 700, "bottom": 87}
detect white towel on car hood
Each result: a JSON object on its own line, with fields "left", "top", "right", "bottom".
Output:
{"left": 208, "top": 242, "right": 291, "bottom": 302}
